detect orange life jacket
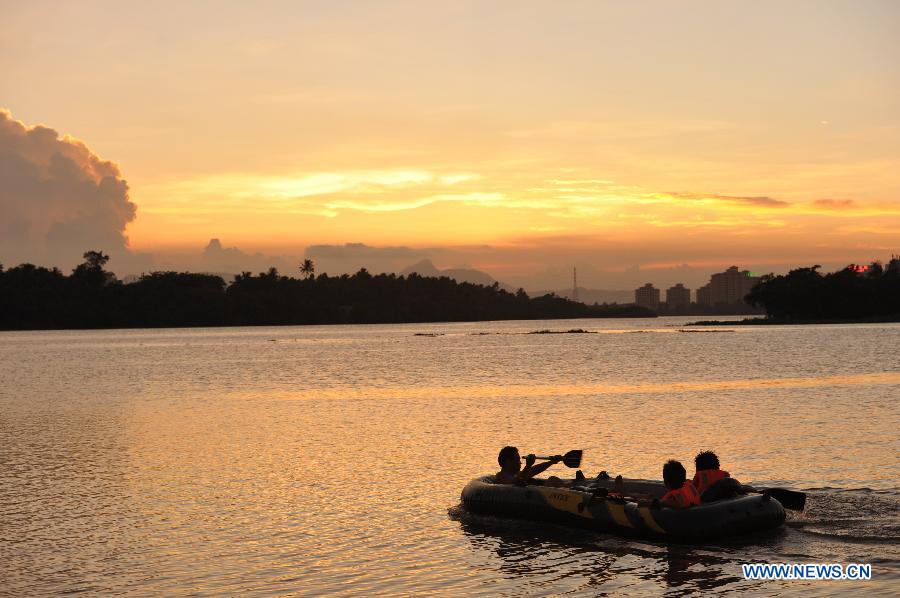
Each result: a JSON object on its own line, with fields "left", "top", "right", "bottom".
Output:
{"left": 661, "top": 481, "right": 701, "bottom": 508}
{"left": 692, "top": 469, "right": 730, "bottom": 495}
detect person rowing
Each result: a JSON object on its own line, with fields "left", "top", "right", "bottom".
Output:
{"left": 494, "top": 446, "right": 567, "bottom": 487}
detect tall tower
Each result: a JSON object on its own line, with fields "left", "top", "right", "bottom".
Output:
{"left": 573, "top": 266, "right": 579, "bottom": 302}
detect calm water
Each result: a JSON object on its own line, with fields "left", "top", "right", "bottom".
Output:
{"left": 2, "top": 317, "right": 898, "bottom": 596}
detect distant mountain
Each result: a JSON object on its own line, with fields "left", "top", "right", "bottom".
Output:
{"left": 532, "top": 287, "right": 634, "bottom": 305}
{"left": 401, "top": 259, "right": 513, "bottom": 290}
{"left": 402, "top": 259, "right": 442, "bottom": 277}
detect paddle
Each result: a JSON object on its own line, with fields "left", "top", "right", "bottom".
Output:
{"left": 760, "top": 487, "right": 806, "bottom": 511}
{"left": 576, "top": 474, "right": 806, "bottom": 511}
{"left": 523, "top": 450, "right": 583, "bottom": 468}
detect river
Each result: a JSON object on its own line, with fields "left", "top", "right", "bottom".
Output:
{"left": 1, "top": 317, "right": 898, "bottom": 595}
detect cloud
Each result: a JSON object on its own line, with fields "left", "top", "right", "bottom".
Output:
{"left": 142, "top": 169, "right": 483, "bottom": 216}
{"left": 201, "top": 238, "right": 292, "bottom": 274}
{"left": 324, "top": 191, "right": 502, "bottom": 213}
{"left": 667, "top": 192, "right": 789, "bottom": 208}
{"left": 0, "top": 108, "right": 148, "bottom": 272}
{"left": 504, "top": 119, "right": 733, "bottom": 140}
{"left": 305, "top": 242, "right": 435, "bottom": 274}
{"left": 718, "top": 195, "right": 789, "bottom": 208}
{"left": 812, "top": 199, "right": 855, "bottom": 209}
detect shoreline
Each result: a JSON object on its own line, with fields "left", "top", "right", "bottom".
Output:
{"left": 687, "top": 316, "right": 900, "bottom": 326}
{"left": 0, "top": 312, "right": 659, "bottom": 333}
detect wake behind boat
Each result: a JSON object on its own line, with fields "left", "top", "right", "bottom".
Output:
{"left": 460, "top": 475, "right": 787, "bottom": 542}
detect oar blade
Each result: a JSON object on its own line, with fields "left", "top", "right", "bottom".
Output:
{"left": 562, "top": 450, "right": 583, "bottom": 468}
{"left": 767, "top": 488, "right": 806, "bottom": 511}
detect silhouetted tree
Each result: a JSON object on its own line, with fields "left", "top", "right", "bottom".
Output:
{"left": 83, "top": 250, "right": 109, "bottom": 270}
{"left": 747, "top": 259, "right": 900, "bottom": 321}
{"left": 300, "top": 259, "right": 315, "bottom": 279}
{"left": 71, "top": 250, "right": 114, "bottom": 286}
{"left": 0, "top": 263, "right": 69, "bottom": 329}
{"left": 116, "top": 272, "right": 226, "bottom": 327}
{"left": 1, "top": 250, "right": 657, "bottom": 330}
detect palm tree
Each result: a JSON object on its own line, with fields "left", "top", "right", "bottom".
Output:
{"left": 299, "top": 259, "right": 315, "bottom": 280}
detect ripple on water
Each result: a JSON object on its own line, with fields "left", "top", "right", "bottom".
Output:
{"left": 1, "top": 319, "right": 898, "bottom": 595}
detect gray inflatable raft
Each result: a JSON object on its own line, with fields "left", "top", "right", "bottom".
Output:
{"left": 460, "top": 476, "right": 785, "bottom": 542}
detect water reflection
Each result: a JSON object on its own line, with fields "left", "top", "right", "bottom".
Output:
{"left": 2, "top": 320, "right": 899, "bottom": 595}
{"left": 234, "top": 371, "right": 900, "bottom": 402}
{"left": 0, "top": 407, "right": 136, "bottom": 595}
{"left": 452, "top": 508, "right": 760, "bottom": 595}
{"left": 454, "top": 509, "right": 620, "bottom": 593}
{"left": 656, "top": 547, "right": 743, "bottom": 595}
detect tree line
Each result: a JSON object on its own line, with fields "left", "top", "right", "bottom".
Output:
{"left": 746, "top": 257, "right": 900, "bottom": 321}
{"left": 0, "top": 251, "right": 654, "bottom": 330}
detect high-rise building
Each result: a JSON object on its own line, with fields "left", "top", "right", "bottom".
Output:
{"left": 665, "top": 283, "right": 691, "bottom": 310}
{"left": 696, "top": 266, "right": 759, "bottom": 306}
{"left": 635, "top": 283, "right": 660, "bottom": 310}
{"left": 696, "top": 284, "right": 711, "bottom": 306}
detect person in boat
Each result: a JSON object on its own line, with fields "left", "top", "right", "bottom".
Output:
{"left": 658, "top": 460, "right": 701, "bottom": 508}
{"left": 693, "top": 450, "right": 749, "bottom": 502}
{"left": 495, "top": 446, "right": 565, "bottom": 486}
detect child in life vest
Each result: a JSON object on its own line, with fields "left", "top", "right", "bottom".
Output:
{"left": 659, "top": 460, "right": 701, "bottom": 508}
{"left": 692, "top": 450, "right": 731, "bottom": 495}
{"left": 692, "top": 450, "right": 751, "bottom": 502}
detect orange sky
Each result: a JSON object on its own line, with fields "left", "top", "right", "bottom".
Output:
{"left": 2, "top": 1, "right": 899, "bottom": 284}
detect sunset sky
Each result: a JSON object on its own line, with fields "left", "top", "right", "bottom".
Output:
{"left": 2, "top": 1, "right": 899, "bottom": 288}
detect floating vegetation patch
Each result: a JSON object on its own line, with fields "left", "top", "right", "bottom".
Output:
{"left": 676, "top": 329, "right": 735, "bottom": 333}
{"left": 528, "top": 328, "right": 596, "bottom": 334}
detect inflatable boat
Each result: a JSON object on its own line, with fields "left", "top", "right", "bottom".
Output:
{"left": 460, "top": 475, "right": 785, "bottom": 542}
